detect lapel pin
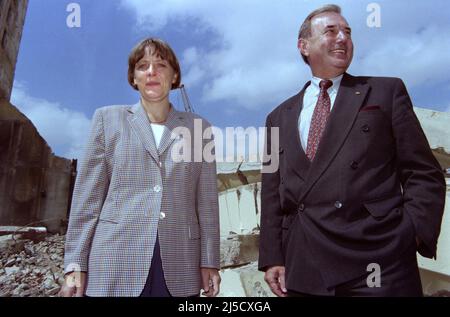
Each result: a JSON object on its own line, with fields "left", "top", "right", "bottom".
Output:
{"left": 355, "top": 91, "right": 361, "bottom": 95}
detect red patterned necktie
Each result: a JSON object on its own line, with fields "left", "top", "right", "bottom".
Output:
{"left": 306, "top": 79, "right": 333, "bottom": 161}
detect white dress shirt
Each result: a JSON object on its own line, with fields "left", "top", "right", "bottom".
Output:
{"left": 298, "top": 74, "right": 343, "bottom": 151}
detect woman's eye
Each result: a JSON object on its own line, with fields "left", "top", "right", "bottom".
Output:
{"left": 137, "top": 64, "right": 147, "bottom": 70}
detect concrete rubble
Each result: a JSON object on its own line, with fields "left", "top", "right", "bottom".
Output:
{"left": 0, "top": 230, "right": 449, "bottom": 296}
{"left": 0, "top": 230, "right": 272, "bottom": 297}
{"left": 0, "top": 234, "right": 65, "bottom": 297}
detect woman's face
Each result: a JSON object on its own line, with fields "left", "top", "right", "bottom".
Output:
{"left": 133, "top": 45, "right": 177, "bottom": 104}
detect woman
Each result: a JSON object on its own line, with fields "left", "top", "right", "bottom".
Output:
{"left": 60, "top": 38, "right": 221, "bottom": 297}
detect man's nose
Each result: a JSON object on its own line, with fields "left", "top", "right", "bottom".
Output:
{"left": 336, "top": 30, "right": 349, "bottom": 42}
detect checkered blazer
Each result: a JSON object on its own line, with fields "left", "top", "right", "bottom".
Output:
{"left": 64, "top": 102, "right": 220, "bottom": 297}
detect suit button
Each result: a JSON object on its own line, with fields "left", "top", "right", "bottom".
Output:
{"left": 159, "top": 212, "right": 166, "bottom": 219}
{"left": 298, "top": 203, "right": 305, "bottom": 212}
{"left": 335, "top": 201, "right": 343, "bottom": 209}
{"left": 153, "top": 185, "right": 162, "bottom": 192}
{"left": 361, "top": 125, "right": 370, "bottom": 133}
{"left": 350, "top": 161, "right": 358, "bottom": 169}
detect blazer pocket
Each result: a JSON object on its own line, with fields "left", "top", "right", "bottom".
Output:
{"left": 359, "top": 105, "right": 381, "bottom": 112}
{"left": 363, "top": 194, "right": 403, "bottom": 219}
{"left": 98, "top": 217, "right": 119, "bottom": 225}
{"left": 188, "top": 223, "right": 201, "bottom": 240}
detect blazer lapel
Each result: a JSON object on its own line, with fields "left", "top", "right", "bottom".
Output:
{"left": 158, "top": 107, "right": 186, "bottom": 156}
{"left": 127, "top": 102, "right": 159, "bottom": 163}
{"left": 284, "top": 82, "right": 311, "bottom": 180}
{"left": 299, "top": 73, "right": 370, "bottom": 201}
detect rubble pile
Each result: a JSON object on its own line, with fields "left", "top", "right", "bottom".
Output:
{"left": 0, "top": 234, "right": 65, "bottom": 297}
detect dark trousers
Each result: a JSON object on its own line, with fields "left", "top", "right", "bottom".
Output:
{"left": 288, "top": 241, "right": 423, "bottom": 297}
{"left": 140, "top": 235, "right": 171, "bottom": 297}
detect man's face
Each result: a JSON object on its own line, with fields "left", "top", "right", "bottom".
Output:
{"left": 299, "top": 12, "right": 353, "bottom": 78}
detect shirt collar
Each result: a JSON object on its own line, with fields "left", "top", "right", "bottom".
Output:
{"left": 310, "top": 74, "right": 343, "bottom": 96}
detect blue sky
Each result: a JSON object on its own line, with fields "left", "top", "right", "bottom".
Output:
{"left": 11, "top": 0, "right": 450, "bottom": 159}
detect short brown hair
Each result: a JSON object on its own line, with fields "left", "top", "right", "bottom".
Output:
{"left": 298, "top": 4, "right": 342, "bottom": 64}
{"left": 127, "top": 38, "right": 182, "bottom": 90}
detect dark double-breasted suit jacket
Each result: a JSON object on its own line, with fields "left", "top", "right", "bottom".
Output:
{"left": 258, "top": 73, "right": 446, "bottom": 293}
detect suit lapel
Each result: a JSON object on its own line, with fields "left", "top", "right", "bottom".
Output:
{"left": 284, "top": 83, "right": 311, "bottom": 180}
{"left": 128, "top": 102, "right": 187, "bottom": 162}
{"left": 298, "top": 73, "right": 370, "bottom": 201}
{"left": 158, "top": 108, "right": 185, "bottom": 155}
{"left": 127, "top": 102, "right": 159, "bottom": 163}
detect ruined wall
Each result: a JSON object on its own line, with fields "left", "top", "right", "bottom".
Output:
{"left": 0, "top": 1, "right": 75, "bottom": 233}
{"left": 0, "top": 99, "right": 74, "bottom": 233}
{"left": 0, "top": 0, "right": 28, "bottom": 100}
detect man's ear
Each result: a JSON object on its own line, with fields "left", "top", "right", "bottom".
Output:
{"left": 172, "top": 73, "right": 178, "bottom": 84}
{"left": 298, "top": 38, "right": 309, "bottom": 57}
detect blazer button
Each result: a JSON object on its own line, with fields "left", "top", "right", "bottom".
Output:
{"left": 361, "top": 124, "right": 370, "bottom": 133}
{"left": 350, "top": 161, "right": 359, "bottom": 169}
{"left": 335, "top": 201, "right": 343, "bottom": 209}
{"left": 159, "top": 212, "right": 166, "bottom": 219}
{"left": 298, "top": 203, "right": 305, "bottom": 212}
{"left": 153, "top": 185, "right": 162, "bottom": 192}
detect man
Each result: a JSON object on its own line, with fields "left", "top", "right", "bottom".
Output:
{"left": 258, "top": 4, "right": 446, "bottom": 296}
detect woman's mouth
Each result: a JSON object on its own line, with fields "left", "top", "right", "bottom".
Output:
{"left": 146, "top": 81, "right": 160, "bottom": 87}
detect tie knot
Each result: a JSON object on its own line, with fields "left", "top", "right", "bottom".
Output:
{"left": 319, "top": 80, "right": 333, "bottom": 90}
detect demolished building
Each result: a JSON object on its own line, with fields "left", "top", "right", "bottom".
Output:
{"left": 0, "top": 0, "right": 75, "bottom": 234}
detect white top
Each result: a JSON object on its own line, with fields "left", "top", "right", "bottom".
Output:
{"left": 150, "top": 123, "right": 166, "bottom": 148}
{"left": 298, "top": 74, "right": 343, "bottom": 151}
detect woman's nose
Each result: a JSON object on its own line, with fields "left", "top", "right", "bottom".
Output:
{"left": 147, "top": 63, "right": 157, "bottom": 75}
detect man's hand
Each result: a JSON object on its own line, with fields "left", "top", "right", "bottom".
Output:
{"left": 59, "top": 272, "right": 87, "bottom": 297}
{"left": 200, "top": 268, "right": 221, "bottom": 297}
{"left": 264, "top": 266, "right": 287, "bottom": 297}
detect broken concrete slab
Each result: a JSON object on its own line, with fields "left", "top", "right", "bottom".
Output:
{"left": 238, "top": 262, "right": 274, "bottom": 297}
{"left": 0, "top": 234, "right": 26, "bottom": 254}
{"left": 0, "top": 226, "right": 47, "bottom": 242}
{"left": 218, "top": 262, "right": 274, "bottom": 297}
{"left": 220, "top": 234, "right": 259, "bottom": 268}
{"left": 218, "top": 269, "right": 247, "bottom": 297}
{"left": 219, "top": 183, "right": 260, "bottom": 237}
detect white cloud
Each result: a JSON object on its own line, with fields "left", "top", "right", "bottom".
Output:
{"left": 10, "top": 82, "right": 92, "bottom": 159}
{"left": 121, "top": 0, "right": 309, "bottom": 110}
{"left": 121, "top": 0, "right": 450, "bottom": 110}
{"left": 354, "top": 25, "right": 450, "bottom": 88}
